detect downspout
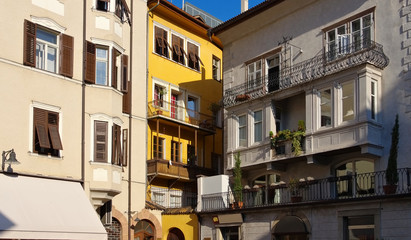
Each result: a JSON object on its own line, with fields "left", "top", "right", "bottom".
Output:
{"left": 128, "top": 1, "right": 134, "bottom": 240}
{"left": 81, "top": 0, "right": 87, "bottom": 188}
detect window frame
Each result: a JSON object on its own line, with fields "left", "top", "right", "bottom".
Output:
{"left": 339, "top": 81, "right": 355, "bottom": 123}
{"left": 153, "top": 136, "right": 164, "bottom": 159}
{"left": 319, "top": 88, "right": 333, "bottom": 128}
{"left": 253, "top": 109, "right": 263, "bottom": 143}
{"left": 238, "top": 114, "right": 247, "bottom": 148}
{"left": 96, "top": 0, "right": 110, "bottom": 12}
{"left": 212, "top": 55, "right": 221, "bottom": 81}
{"left": 187, "top": 41, "right": 201, "bottom": 71}
{"left": 96, "top": 46, "right": 109, "bottom": 86}
{"left": 370, "top": 80, "right": 377, "bottom": 121}
{"left": 171, "top": 140, "right": 181, "bottom": 162}
{"left": 154, "top": 25, "right": 169, "bottom": 58}
{"left": 171, "top": 34, "right": 186, "bottom": 65}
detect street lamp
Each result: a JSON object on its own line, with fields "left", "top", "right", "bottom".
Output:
{"left": 2, "top": 149, "right": 20, "bottom": 172}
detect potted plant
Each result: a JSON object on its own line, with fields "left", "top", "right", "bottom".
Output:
{"left": 233, "top": 152, "right": 243, "bottom": 208}
{"left": 384, "top": 114, "right": 399, "bottom": 194}
{"left": 288, "top": 178, "right": 306, "bottom": 202}
{"left": 235, "top": 94, "right": 250, "bottom": 102}
{"left": 270, "top": 121, "right": 305, "bottom": 156}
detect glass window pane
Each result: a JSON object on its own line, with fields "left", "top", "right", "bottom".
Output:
{"left": 37, "top": 29, "right": 57, "bottom": 44}
{"left": 239, "top": 115, "right": 247, "bottom": 147}
{"left": 47, "top": 46, "right": 57, "bottom": 72}
{"left": 342, "top": 82, "right": 354, "bottom": 122}
{"left": 320, "top": 89, "right": 332, "bottom": 127}
{"left": 96, "top": 48, "right": 108, "bottom": 58}
{"left": 96, "top": 61, "right": 107, "bottom": 85}
{"left": 36, "top": 43, "right": 45, "bottom": 70}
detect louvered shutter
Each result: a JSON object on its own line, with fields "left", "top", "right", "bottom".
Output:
{"left": 60, "top": 34, "right": 74, "bottom": 78}
{"left": 85, "top": 41, "right": 96, "bottom": 84}
{"left": 121, "top": 55, "right": 128, "bottom": 93}
{"left": 23, "top": 20, "right": 36, "bottom": 67}
{"left": 122, "top": 81, "right": 131, "bottom": 114}
{"left": 122, "top": 129, "right": 128, "bottom": 166}
{"left": 111, "top": 48, "right": 118, "bottom": 88}
{"left": 111, "top": 124, "right": 122, "bottom": 165}
{"left": 33, "top": 108, "right": 51, "bottom": 149}
{"left": 95, "top": 121, "right": 108, "bottom": 162}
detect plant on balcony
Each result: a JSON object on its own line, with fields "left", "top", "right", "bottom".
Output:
{"left": 270, "top": 120, "right": 305, "bottom": 156}
{"left": 384, "top": 114, "right": 399, "bottom": 194}
{"left": 235, "top": 94, "right": 250, "bottom": 102}
{"left": 208, "top": 102, "right": 221, "bottom": 114}
{"left": 288, "top": 177, "right": 306, "bottom": 202}
{"left": 233, "top": 152, "right": 243, "bottom": 208}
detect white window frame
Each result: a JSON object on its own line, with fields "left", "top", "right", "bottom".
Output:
{"left": 253, "top": 109, "right": 263, "bottom": 143}
{"left": 318, "top": 88, "right": 333, "bottom": 129}
{"left": 187, "top": 39, "right": 201, "bottom": 71}
{"left": 89, "top": 113, "right": 123, "bottom": 163}
{"left": 152, "top": 78, "right": 169, "bottom": 110}
{"left": 339, "top": 81, "right": 355, "bottom": 124}
{"left": 29, "top": 102, "right": 63, "bottom": 157}
{"left": 238, "top": 114, "right": 247, "bottom": 148}
{"left": 96, "top": 46, "right": 109, "bottom": 86}
{"left": 212, "top": 56, "right": 221, "bottom": 81}
{"left": 153, "top": 22, "right": 170, "bottom": 58}
{"left": 186, "top": 93, "right": 201, "bottom": 119}
{"left": 370, "top": 80, "right": 377, "bottom": 121}
{"left": 36, "top": 27, "right": 59, "bottom": 73}
{"left": 247, "top": 60, "right": 262, "bottom": 90}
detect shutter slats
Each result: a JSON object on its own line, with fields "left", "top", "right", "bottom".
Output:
{"left": 85, "top": 41, "right": 96, "bottom": 84}
{"left": 122, "top": 129, "right": 128, "bottom": 167}
{"left": 23, "top": 20, "right": 36, "bottom": 67}
{"left": 49, "top": 125, "right": 63, "bottom": 150}
{"left": 111, "top": 48, "right": 118, "bottom": 88}
{"left": 35, "top": 123, "right": 51, "bottom": 148}
{"left": 95, "top": 121, "right": 108, "bottom": 162}
{"left": 60, "top": 34, "right": 74, "bottom": 78}
{"left": 122, "top": 81, "right": 131, "bottom": 114}
{"left": 121, "top": 54, "right": 128, "bottom": 93}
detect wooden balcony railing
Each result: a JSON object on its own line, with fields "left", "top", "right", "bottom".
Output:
{"left": 147, "top": 159, "right": 189, "bottom": 180}
{"left": 200, "top": 168, "right": 411, "bottom": 212}
{"left": 148, "top": 100, "right": 216, "bottom": 131}
{"left": 223, "top": 38, "right": 389, "bottom": 107}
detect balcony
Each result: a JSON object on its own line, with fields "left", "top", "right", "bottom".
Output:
{"left": 147, "top": 159, "right": 190, "bottom": 181}
{"left": 223, "top": 39, "right": 389, "bottom": 107}
{"left": 148, "top": 100, "right": 216, "bottom": 132}
{"left": 147, "top": 187, "right": 197, "bottom": 209}
{"left": 200, "top": 168, "right": 411, "bottom": 212}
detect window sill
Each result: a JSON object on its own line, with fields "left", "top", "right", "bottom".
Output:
{"left": 29, "top": 151, "right": 63, "bottom": 160}
{"left": 89, "top": 161, "right": 123, "bottom": 170}
{"left": 152, "top": 51, "right": 201, "bottom": 74}
{"left": 88, "top": 83, "right": 124, "bottom": 95}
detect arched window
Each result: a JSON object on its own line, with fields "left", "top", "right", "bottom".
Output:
{"left": 245, "top": 174, "right": 281, "bottom": 206}
{"left": 335, "top": 159, "right": 374, "bottom": 198}
{"left": 272, "top": 215, "right": 309, "bottom": 240}
{"left": 167, "top": 228, "right": 185, "bottom": 240}
{"left": 134, "top": 220, "right": 155, "bottom": 240}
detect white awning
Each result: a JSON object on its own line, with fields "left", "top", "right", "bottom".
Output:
{"left": 0, "top": 174, "right": 107, "bottom": 240}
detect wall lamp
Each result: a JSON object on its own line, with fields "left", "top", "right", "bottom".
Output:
{"left": 2, "top": 149, "right": 20, "bottom": 172}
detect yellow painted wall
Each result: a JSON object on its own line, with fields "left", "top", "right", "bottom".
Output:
{"left": 162, "top": 214, "right": 199, "bottom": 240}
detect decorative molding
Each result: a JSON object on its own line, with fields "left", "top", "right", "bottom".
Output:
{"left": 30, "top": 15, "right": 66, "bottom": 33}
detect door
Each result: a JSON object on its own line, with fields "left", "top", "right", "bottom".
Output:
{"left": 171, "top": 93, "right": 178, "bottom": 119}
{"left": 267, "top": 56, "right": 280, "bottom": 92}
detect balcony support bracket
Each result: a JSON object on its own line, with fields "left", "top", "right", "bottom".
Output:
{"left": 168, "top": 178, "right": 180, "bottom": 189}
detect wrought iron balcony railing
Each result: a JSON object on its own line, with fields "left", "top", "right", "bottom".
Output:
{"left": 148, "top": 100, "right": 216, "bottom": 131}
{"left": 200, "top": 168, "right": 411, "bottom": 212}
{"left": 223, "top": 39, "right": 389, "bottom": 107}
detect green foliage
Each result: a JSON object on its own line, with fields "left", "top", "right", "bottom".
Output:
{"left": 270, "top": 121, "right": 305, "bottom": 156}
{"left": 386, "top": 114, "right": 399, "bottom": 185}
{"left": 233, "top": 152, "right": 243, "bottom": 201}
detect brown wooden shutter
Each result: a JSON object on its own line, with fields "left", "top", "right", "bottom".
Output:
{"left": 111, "top": 48, "right": 118, "bottom": 88}
{"left": 49, "top": 125, "right": 63, "bottom": 150}
{"left": 95, "top": 121, "right": 108, "bottom": 162}
{"left": 23, "top": 20, "right": 36, "bottom": 67}
{"left": 122, "top": 81, "right": 131, "bottom": 114}
{"left": 121, "top": 54, "right": 128, "bottom": 93}
{"left": 85, "top": 41, "right": 96, "bottom": 84}
{"left": 122, "top": 129, "right": 128, "bottom": 166}
{"left": 111, "top": 124, "right": 122, "bottom": 165}
{"left": 33, "top": 108, "right": 51, "bottom": 149}
{"left": 59, "top": 34, "right": 74, "bottom": 78}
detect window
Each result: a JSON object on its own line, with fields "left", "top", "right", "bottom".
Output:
{"left": 254, "top": 110, "right": 263, "bottom": 143}
{"left": 247, "top": 60, "right": 262, "bottom": 90}
{"left": 212, "top": 56, "right": 221, "bottom": 81}
{"left": 326, "top": 12, "right": 373, "bottom": 60}
{"left": 187, "top": 145, "right": 196, "bottom": 165}
{"left": 152, "top": 191, "right": 165, "bottom": 206}
{"left": 172, "top": 35, "right": 186, "bottom": 65}
{"left": 335, "top": 160, "right": 374, "bottom": 198}
{"left": 341, "top": 81, "right": 355, "bottom": 122}
{"left": 96, "top": 0, "right": 109, "bottom": 11}
{"left": 94, "top": 120, "right": 126, "bottom": 166}
{"left": 267, "top": 55, "right": 280, "bottom": 92}
{"left": 187, "top": 42, "right": 201, "bottom": 71}
{"left": 94, "top": 121, "right": 108, "bottom": 162}
{"left": 24, "top": 20, "right": 73, "bottom": 77}
{"left": 170, "top": 191, "right": 182, "bottom": 208}
{"left": 238, "top": 115, "right": 247, "bottom": 147}
{"left": 153, "top": 136, "right": 164, "bottom": 159}
{"left": 187, "top": 96, "right": 198, "bottom": 120}
{"left": 85, "top": 41, "right": 128, "bottom": 92}
{"left": 320, "top": 88, "right": 332, "bottom": 127}
{"left": 33, "top": 108, "right": 63, "bottom": 157}
{"left": 171, "top": 140, "right": 180, "bottom": 162}
{"left": 154, "top": 85, "right": 166, "bottom": 108}
{"left": 219, "top": 226, "right": 239, "bottom": 240}
{"left": 275, "top": 107, "right": 282, "bottom": 133}
{"left": 344, "top": 216, "right": 374, "bottom": 240}
{"left": 96, "top": 47, "right": 108, "bottom": 85}
{"left": 155, "top": 26, "right": 169, "bottom": 58}
{"left": 370, "top": 81, "right": 377, "bottom": 120}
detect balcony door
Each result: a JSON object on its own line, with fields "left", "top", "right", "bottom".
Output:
{"left": 267, "top": 55, "right": 280, "bottom": 92}
{"left": 335, "top": 159, "right": 374, "bottom": 198}
{"left": 171, "top": 93, "right": 178, "bottom": 119}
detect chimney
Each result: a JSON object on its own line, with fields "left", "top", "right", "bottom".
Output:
{"left": 241, "top": 0, "right": 249, "bottom": 13}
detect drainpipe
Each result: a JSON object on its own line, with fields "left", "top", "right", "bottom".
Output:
{"left": 81, "top": 0, "right": 87, "bottom": 188}
{"left": 128, "top": 0, "right": 134, "bottom": 239}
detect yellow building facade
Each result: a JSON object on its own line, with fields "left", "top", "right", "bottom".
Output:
{"left": 144, "top": 0, "right": 223, "bottom": 239}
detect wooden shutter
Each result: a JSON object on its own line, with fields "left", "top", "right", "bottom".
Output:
{"left": 47, "top": 112, "right": 63, "bottom": 150}
{"left": 23, "top": 19, "right": 36, "bottom": 67}
{"left": 122, "top": 129, "right": 128, "bottom": 166}
{"left": 95, "top": 121, "right": 108, "bottom": 162}
{"left": 60, "top": 34, "right": 74, "bottom": 78}
{"left": 85, "top": 40, "right": 96, "bottom": 84}
{"left": 111, "top": 48, "right": 118, "bottom": 88}
{"left": 122, "top": 81, "right": 131, "bottom": 114}
{"left": 111, "top": 124, "right": 122, "bottom": 165}
{"left": 34, "top": 108, "right": 51, "bottom": 149}
{"left": 121, "top": 54, "right": 128, "bottom": 93}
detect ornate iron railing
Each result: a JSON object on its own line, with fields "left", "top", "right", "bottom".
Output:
{"left": 200, "top": 168, "right": 411, "bottom": 212}
{"left": 223, "top": 39, "right": 389, "bottom": 107}
{"left": 147, "top": 186, "right": 197, "bottom": 209}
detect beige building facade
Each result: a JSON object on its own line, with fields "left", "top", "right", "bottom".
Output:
{"left": 0, "top": 0, "right": 147, "bottom": 239}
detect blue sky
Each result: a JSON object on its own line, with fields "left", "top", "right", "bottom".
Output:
{"left": 170, "top": 0, "right": 265, "bottom": 22}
